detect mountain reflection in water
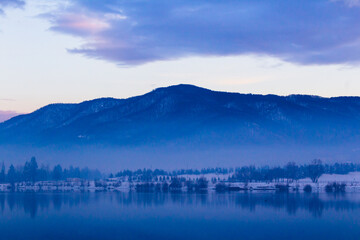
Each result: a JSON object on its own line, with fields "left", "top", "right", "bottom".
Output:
{"left": 0, "top": 192, "right": 360, "bottom": 240}
{"left": 0, "top": 192, "right": 359, "bottom": 218}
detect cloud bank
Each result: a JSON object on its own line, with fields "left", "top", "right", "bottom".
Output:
{"left": 0, "top": 0, "right": 24, "bottom": 15}
{"left": 41, "top": 0, "right": 360, "bottom": 65}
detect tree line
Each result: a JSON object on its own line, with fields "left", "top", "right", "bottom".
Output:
{"left": 0, "top": 157, "right": 102, "bottom": 184}
{"left": 229, "top": 159, "right": 359, "bottom": 183}
{"left": 114, "top": 167, "right": 232, "bottom": 180}
{"left": 115, "top": 160, "right": 360, "bottom": 183}
{"left": 1, "top": 158, "right": 359, "bottom": 184}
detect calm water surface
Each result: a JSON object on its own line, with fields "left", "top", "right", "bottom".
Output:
{"left": 0, "top": 192, "right": 360, "bottom": 240}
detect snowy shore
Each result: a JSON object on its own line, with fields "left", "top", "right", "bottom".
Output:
{"left": 1, "top": 172, "right": 360, "bottom": 193}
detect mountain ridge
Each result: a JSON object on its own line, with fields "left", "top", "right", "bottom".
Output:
{"left": 2, "top": 84, "right": 360, "bottom": 169}
{"left": 1, "top": 84, "right": 360, "bottom": 147}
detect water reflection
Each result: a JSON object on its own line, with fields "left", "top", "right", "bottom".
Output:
{"left": 0, "top": 192, "right": 359, "bottom": 218}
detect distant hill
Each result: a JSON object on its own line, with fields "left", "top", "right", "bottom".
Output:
{"left": 1, "top": 84, "right": 360, "bottom": 169}
{"left": 1, "top": 84, "right": 360, "bottom": 146}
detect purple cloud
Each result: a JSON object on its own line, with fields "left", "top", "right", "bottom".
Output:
{"left": 0, "top": 0, "right": 24, "bottom": 15}
{"left": 45, "top": 0, "right": 360, "bottom": 65}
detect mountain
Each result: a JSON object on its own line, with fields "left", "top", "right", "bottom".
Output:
{"left": 2, "top": 84, "right": 360, "bottom": 145}
{"left": 1, "top": 84, "right": 360, "bottom": 169}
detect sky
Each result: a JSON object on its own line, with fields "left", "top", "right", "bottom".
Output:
{"left": 2, "top": 0, "right": 360, "bottom": 117}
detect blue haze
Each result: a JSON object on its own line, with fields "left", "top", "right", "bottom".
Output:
{"left": 1, "top": 85, "right": 360, "bottom": 169}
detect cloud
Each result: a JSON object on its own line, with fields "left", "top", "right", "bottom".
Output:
{"left": 43, "top": 0, "right": 360, "bottom": 66}
{"left": 0, "top": 98, "right": 15, "bottom": 101}
{"left": 0, "top": 0, "right": 25, "bottom": 15}
{"left": 52, "top": 13, "right": 110, "bottom": 35}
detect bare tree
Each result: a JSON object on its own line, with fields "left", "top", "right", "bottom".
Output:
{"left": 308, "top": 159, "right": 324, "bottom": 183}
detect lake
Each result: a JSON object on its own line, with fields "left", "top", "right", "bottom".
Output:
{"left": 0, "top": 192, "right": 359, "bottom": 240}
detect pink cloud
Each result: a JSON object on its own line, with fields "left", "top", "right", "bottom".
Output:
{"left": 55, "top": 14, "right": 110, "bottom": 35}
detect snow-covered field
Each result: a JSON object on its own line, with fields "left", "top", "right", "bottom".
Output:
{"left": 175, "top": 172, "right": 360, "bottom": 192}
{"left": 313, "top": 172, "right": 360, "bottom": 183}
{"left": 172, "top": 173, "right": 232, "bottom": 181}
{"left": 296, "top": 172, "right": 360, "bottom": 192}
{"left": 2, "top": 172, "right": 360, "bottom": 192}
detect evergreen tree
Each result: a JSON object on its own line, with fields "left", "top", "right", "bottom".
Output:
{"left": 29, "top": 157, "right": 38, "bottom": 182}
{"left": 7, "top": 165, "right": 16, "bottom": 184}
{"left": 23, "top": 161, "right": 31, "bottom": 182}
{"left": 52, "top": 165, "right": 63, "bottom": 181}
{"left": 23, "top": 157, "right": 38, "bottom": 182}
{"left": 37, "top": 165, "right": 50, "bottom": 181}
{"left": 0, "top": 162, "right": 5, "bottom": 183}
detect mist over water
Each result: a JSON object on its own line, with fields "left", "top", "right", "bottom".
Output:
{"left": 0, "top": 192, "right": 359, "bottom": 240}
{"left": 0, "top": 144, "right": 358, "bottom": 170}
